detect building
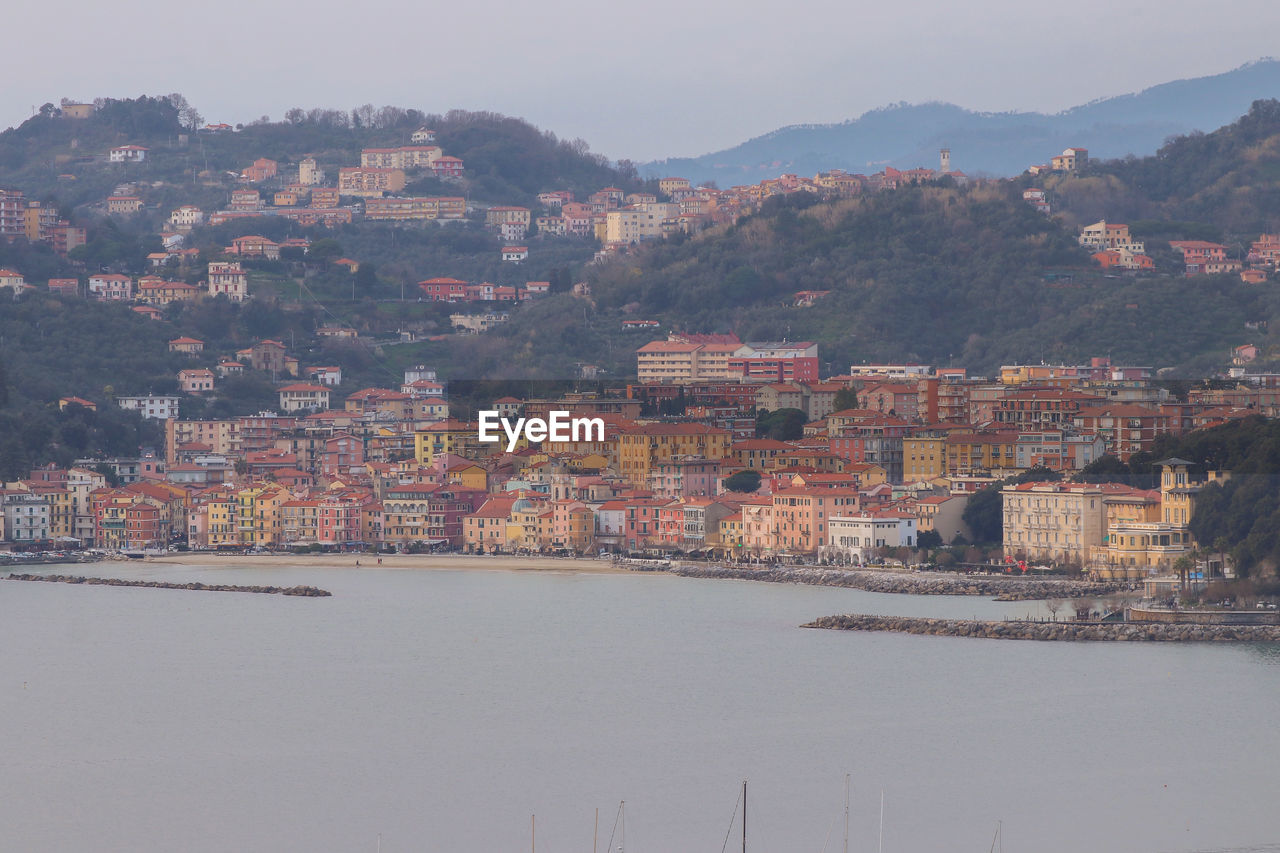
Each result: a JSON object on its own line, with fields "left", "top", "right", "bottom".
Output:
{"left": 1001, "top": 481, "right": 1130, "bottom": 566}
{"left": 178, "top": 369, "right": 215, "bottom": 394}
{"left": 105, "top": 196, "right": 143, "bottom": 216}
{"left": 338, "top": 167, "right": 406, "bottom": 197}
{"left": 825, "top": 512, "right": 917, "bottom": 563}
{"left": 207, "top": 261, "right": 248, "bottom": 301}
{"left": 3, "top": 493, "right": 52, "bottom": 543}
{"left": 617, "top": 423, "right": 732, "bottom": 488}
{"left": 169, "top": 336, "right": 204, "bottom": 354}
{"left": 277, "top": 383, "right": 331, "bottom": 413}
{"left": 108, "top": 145, "right": 149, "bottom": 163}
{"left": 1051, "top": 147, "right": 1087, "bottom": 171}
{"left": 116, "top": 395, "right": 181, "bottom": 420}
{"left": 87, "top": 274, "right": 132, "bottom": 301}
{"left": 1078, "top": 220, "right": 1144, "bottom": 254}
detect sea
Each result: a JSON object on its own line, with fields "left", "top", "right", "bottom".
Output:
{"left": 2, "top": 561, "right": 1278, "bottom": 853}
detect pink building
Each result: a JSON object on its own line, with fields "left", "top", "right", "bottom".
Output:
{"left": 650, "top": 456, "right": 722, "bottom": 499}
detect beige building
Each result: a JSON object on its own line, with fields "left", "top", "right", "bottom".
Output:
{"left": 207, "top": 261, "right": 248, "bottom": 302}
{"left": 604, "top": 203, "right": 680, "bottom": 244}
{"left": 338, "top": 167, "right": 406, "bottom": 197}
{"left": 635, "top": 339, "right": 747, "bottom": 383}
{"left": 1078, "top": 220, "right": 1145, "bottom": 253}
{"left": 1002, "top": 481, "right": 1114, "bottom": 566}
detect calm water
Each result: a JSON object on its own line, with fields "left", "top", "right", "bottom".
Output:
{"left": 2, "top": 563, "right": 1278, "bottom": 853}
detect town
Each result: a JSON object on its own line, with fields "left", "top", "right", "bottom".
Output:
{"left": 2, "top": 329, "right": 1271, "bottom": 595}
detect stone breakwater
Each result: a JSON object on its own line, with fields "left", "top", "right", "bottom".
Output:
{"left": 803, "top": 613, "right": 1280, "bottom": 642}
{"left": 670, "top": 565, "right": 1126, "bottom": 600}
{"left": 6, "top": 574, "right": 332, "bottom": 597}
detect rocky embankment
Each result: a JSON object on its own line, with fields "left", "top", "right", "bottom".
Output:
{"left": 804, "top": 613, "right": 1280, "bottom": 642}
{"left": 6, "top": 574, "right": 331, "bottom": 597}
{"left": 670, "top": 565, "right": 1126, "bottom": 600}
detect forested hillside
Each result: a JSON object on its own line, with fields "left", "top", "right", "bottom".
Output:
{"left": 584, "top": 181, "right": 1276, "bottom": 375}
{"left": 1039, "top": 99, "right": 1280, "bottom": 233}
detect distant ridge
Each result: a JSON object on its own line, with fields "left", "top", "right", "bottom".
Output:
{"left": 642, "top": 59, "right": 1280, "bottom": 183}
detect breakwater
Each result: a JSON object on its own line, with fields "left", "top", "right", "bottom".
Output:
{"left": 670, "top": 564, "right": 1127, "bottom": 600}
{"left": 6, "top": 574, "right": 331, "bottom": 597}
{"left": 804, "top": 613, "right": 1280, "bottom": 642}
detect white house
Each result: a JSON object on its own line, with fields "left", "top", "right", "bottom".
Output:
{"left": 167, "top": 205, "right": 205, "bottom": 230}
{"left": 116, "top": 395, "right": 182, "bottom": 420}
{"left": 277, "top": 383, "right": 331, "bottom": 413}
{"left": 3, "top": 493, "right": 52, "bottom": 543}
{"left": 501, "top": 246, "right": 528, "bottom": 263}
{"left": 825, "top": 512, "right": 917, "bottom": 564}
{"left": 109, "top": 145, "right": 149, "bottom": 163}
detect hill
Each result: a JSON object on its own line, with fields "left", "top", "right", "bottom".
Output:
{"left": 580, "top": 184, "right": 1270, "bottom": 377}
{"left": 642, "top": 59, "right": 1280, "bottom": 184}
{"left": 1035, "top": 99, "right": 1280, "bottom": 234}
{"left": 0, "top": 98, "right": 644, "bottom": 209}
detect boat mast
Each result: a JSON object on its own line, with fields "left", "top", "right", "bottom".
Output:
{"left": 878, "top": 790, "right": 884, "bottom": 853}
{"left": 843, "top": 773, "right": 850, "bottom": 853}
{"left": 742, "top": 779, "right": 747, "bottom": 853}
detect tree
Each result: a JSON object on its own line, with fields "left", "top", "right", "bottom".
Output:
{"left": 723, "top": 469, "right": 762, "bottom": 493}
{"left": 962, "top": 486, "right": 1004, "bottom": 545}
{"left": 755, "top": 408, "right": 806, "bottom": 441}
{"left": 1173, "top": 555, "right": 1193, "bottom": 591}
{"left": 832, "top": 387, "right": 859, "bottom": 412}
{"left": 1045, "top": 598, "right": 1063, "bottom": 621}
{"left": 917, "top": 529, "right": 943, "bottom": 549}
{"left": 0, "top": 356, "right": 8, "bottom": 407}
{"left": 1073, "top": 597, "right": 1095, "bottom": 621}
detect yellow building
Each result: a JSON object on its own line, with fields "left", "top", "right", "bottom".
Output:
{"left": 903, "top": 437, "right": 945, "bottom": 481}
{"left": 945, "top": 433, "right": 1018, "bottom": 477}
{"left": 204, "top": 495, "right": 239, "bottom": 548}
{"left": 617, "top": 423, "right": 732, "bottom": 488}
{"left": 236, "top": 484, "right": 291, "bottom": 546}
{"left": 414, "top": 419, "right": 477, "bottom": 464}
{"left": 1090, "top": 459, "right": 1223, "bottom": 580}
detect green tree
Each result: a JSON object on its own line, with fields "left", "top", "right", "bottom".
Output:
{"left": 755, "top": 408, "right": 807, "bottom": 441}
{"left": 723, "top": 469, "right": 762, "bottom": 493}
{"left": 832, "top": 387, "right": 859, "bottom": 412}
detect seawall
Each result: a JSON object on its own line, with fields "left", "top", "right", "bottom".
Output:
{"left": 6, "top": 574, "right": 332, "bottom": 597}
{"left": 671, "top": 565, "right": 1127, "bottom": 599}
{"left": 804, "top": 613, "right": 1280, "bottom": 642}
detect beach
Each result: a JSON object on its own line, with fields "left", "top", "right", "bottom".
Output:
{"left": 142, "top": 552, "right": 631, "bottom": 574}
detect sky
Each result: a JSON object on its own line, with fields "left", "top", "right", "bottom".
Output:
{"left": 4, "top": 0, "right": 1279, "bottom": 162}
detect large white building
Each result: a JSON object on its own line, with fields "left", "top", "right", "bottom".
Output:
{"left": 825, "top": 512, "right": 917, "bottom": 563}
{"left": 117, "top": 395, "right": 182, "bottom": 420}
{"left": 3, "top": 493, "right": 52, "bottom": 542}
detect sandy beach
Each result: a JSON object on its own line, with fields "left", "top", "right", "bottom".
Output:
{"left": 142, "top": 552, "right": 632, "bottom": 574}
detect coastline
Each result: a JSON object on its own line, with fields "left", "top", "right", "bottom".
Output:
{"left": 671, "top": 564, "right": 1128, "bottom": 599}
{"left": 141, "top": 553, "right": 632, "bottom": 574}
{"left": 804, "top": 613, "right": 1280, "bottom": 642}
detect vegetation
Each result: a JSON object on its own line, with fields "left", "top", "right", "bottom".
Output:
{"left": 723, "top": 469, "right": 762, "bottom": 493}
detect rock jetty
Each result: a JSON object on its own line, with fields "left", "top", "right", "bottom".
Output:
{"left": 671, "top": 564, "right": 1125, "bottom": 600}
{"left": 804, "top": 613, "right": 1280, "bottom": 642}
{"left": 6, "top": 573, "right": 331, "bottom": 597}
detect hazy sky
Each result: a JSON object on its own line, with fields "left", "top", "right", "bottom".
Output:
{"left": 4, "top": 0, "right": 1278, "bottom": 162}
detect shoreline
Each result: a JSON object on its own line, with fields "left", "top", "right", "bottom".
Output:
{"left": 804, "top": 613, "right": 1280, "bottom": 642}
{"left": 122, "top": 555, "right": 1129, "bottom": 600}
{"left": 671, "top": 564, "right": 1129, "bottom": 599}
{"left": 141, "top": 553, "right": 632, "bottom": 574}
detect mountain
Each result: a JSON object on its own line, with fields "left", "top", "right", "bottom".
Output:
{"left": 642, "top": 59, "right": 1280, "bottom": 184}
